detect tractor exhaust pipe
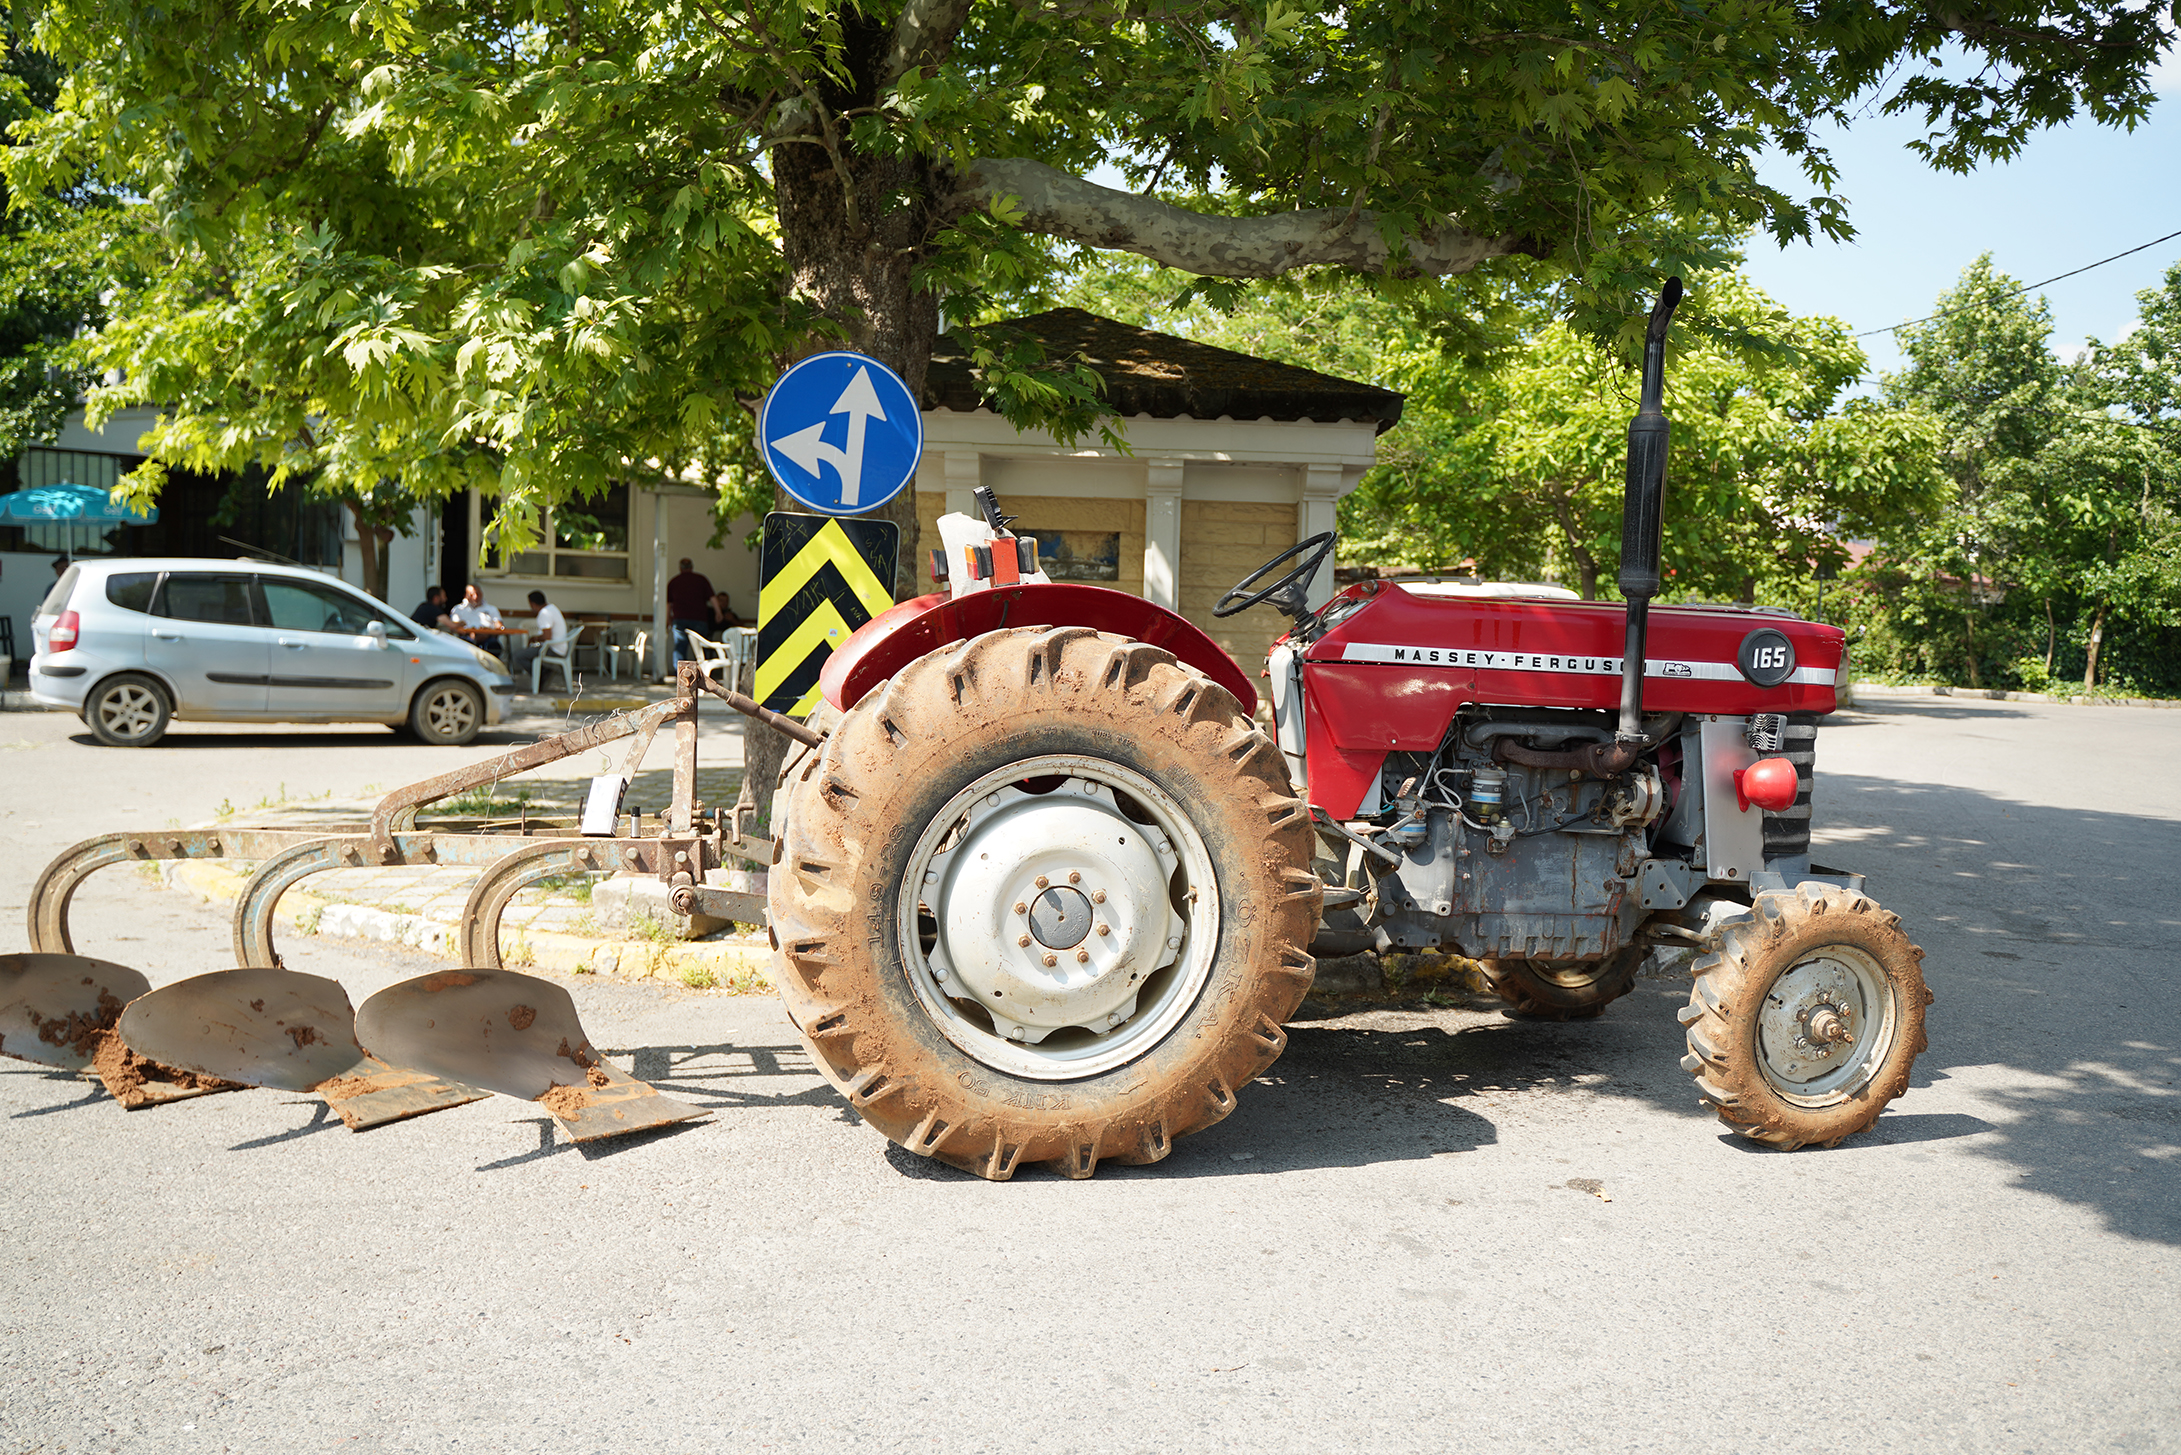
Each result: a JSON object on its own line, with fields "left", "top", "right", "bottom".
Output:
{"left": 1615, "top": 277, "right": 1683, "bottom": 745}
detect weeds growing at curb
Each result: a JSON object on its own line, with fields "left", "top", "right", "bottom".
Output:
{"left": 295, "top": 906, "right": 322, "bottom": 937}
{"left": 680, "top": 964, "right": 720, "bottom": 990}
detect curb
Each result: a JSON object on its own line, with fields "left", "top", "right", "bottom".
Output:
{"left": 161, "top": 858, "right": 775, "bottom": 993}
{"left": 1848, "top": 682, "right": 2179, "bottom": 708}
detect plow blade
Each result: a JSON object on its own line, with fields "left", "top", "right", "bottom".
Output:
{"left": 0, "top": 953, "right": 148, "bottom": 1069}
{"left": 114, "top": 967, "right": 492, "bottom": 1130}
{"left": 0, "top": 952, "right": 245, "bottom": 1108}
{"left": 354, "top": 969, "right": 707, "bottom": 1143}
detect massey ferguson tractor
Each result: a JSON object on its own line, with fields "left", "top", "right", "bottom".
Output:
{"left": 6, "top": 280, "right": 1928, "bottom": 1177}
{"left": 765, "top": 278, "right": 1931, "bottom": 1179}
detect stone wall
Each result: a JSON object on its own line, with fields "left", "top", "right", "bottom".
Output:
{"left": 912, "top": 490, "right": 1293, "bottom": 698}
{"left": 1177, "top": 499, "right": 1297, "bottom": 675}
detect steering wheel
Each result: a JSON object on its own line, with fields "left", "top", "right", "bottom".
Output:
{"left": 1212, "top": 532, "right": 1338, "bottom": 619}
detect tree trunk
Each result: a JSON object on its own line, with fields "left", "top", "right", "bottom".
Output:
{"left": 2043, "top": 597, "right": 2055, "bottom": 674}
{"left": 2082, "top": 597, "right": 2108, "bottom": 689}
{"left": 347, "top": 503, "right": 393, "bottom": 601}
{"left": 739, "top": 20, "right": 948, "bottom": 825}
{"left": 1959, "top": 573, "right": 1980, "bottom": 689}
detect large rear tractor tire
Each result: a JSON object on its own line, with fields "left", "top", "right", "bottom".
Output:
{"left": 1678, "top": 885, "right": 1932, "bottom": 1149}
{"left": 768, "top": 626, "right": 1321, "bottom": 1180}
{"left": 1481, "top": 945, "right": 1643, "bottom": 1020}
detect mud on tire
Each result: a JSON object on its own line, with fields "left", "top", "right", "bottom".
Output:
{"left": 767, "top": 626, "right": 1321, "bottom": 1180}
{"left": 1677, "top": 884, "right": 1932, "bottom": 1149}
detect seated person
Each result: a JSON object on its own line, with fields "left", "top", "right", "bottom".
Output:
{"left": 710, "top": 591, "right": 745, "bottom": 629}
{"left": 512, "top": 590, "right": 570, "bottom": 681}
{"left": 449, "top": 583, "right": 506, "bottom": 659}
{"left": 410, "top": 585, "right": 452, "bottom": 631}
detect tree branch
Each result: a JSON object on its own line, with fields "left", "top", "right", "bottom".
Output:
{"left": 883, "top": 0, "right": 977, "bottom": 85}
{"left": 953, "top": 157, "right": 1525, "bottom": 279}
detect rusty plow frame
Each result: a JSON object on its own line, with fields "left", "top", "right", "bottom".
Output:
{"left": 13, "top": 665, "right": 819, "bottom": 1142}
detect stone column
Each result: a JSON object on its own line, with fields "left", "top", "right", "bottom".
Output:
{"left": 1143, "top": 460, "right": 1184, "bottom": 610}
{"left": 1298, "top": 464, "right": 1345, "bottom": 609}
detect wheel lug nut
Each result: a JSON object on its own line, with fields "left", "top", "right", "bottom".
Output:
{"left": 1091, "top": 890, "right": 1106, "bottom": 904}
{"left": 1095, "top": 923, "right": 1109, "bottom": 936}
{"left": 1075, "top": 949, "right": 1090, "bottom": 963}
{"left": 1068, "top": 871, "right": 1081, "bottom": 884}
{"left": 1042, "top": 953, "right": 1057, "bottom": 967}
{"left": 1035, "top": 875, "right": 1050, "bottom": 889}
{"left": 1014, "top": 901, "right": 1028, "bottom": 915}
{"left": 1017, "top": 934, "right": 1031, "bottom": 947}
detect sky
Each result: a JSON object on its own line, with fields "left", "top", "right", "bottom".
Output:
{"left": 1741, "top": 54, "right": 2181, "bottom": 384}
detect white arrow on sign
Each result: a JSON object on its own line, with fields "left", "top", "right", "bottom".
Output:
{"left": 768, "top": 365, "right": 889, "bottom": 508}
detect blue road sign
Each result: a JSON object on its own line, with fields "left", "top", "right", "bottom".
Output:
{"left": 758, "top": 352, "right": 924, "bottom": 516}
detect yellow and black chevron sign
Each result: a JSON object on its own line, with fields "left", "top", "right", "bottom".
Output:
{"left": 756, "top": 511, "right": 899, "bottom": 716}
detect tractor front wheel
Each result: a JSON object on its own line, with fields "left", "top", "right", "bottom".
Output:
{"left": 1677, "top": 884, "right": 1931, "bottom": 1149}
{"left": 768, "top": 626, "right": 1321, "bottom": 1180}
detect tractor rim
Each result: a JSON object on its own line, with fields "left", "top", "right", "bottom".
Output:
{"left": 98, "top": 684, "right": 160, "bottom": 739}
{"left": 1755, "top": 943, "right": 1896, "bottom": 1103}
{"left": 898, "top": 753, "right": 1217, "bottom": 1081}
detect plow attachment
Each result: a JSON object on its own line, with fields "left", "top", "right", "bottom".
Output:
{"left": 115, "top": 967, "right": 492, "bottom": 1130}
{"left": 15, "top": 664, "right": 793, "bottom": 1148}
{"left": 0, "top": 952, "right": 245, "bottom": 1108}
{"left": 356, "top": 969, "right": 708, "bottom": 1142}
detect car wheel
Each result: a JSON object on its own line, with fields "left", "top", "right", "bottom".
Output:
{"left": 84, "top": 674, "right": 171, "bottom": 747}
{"left": 409, "top": 679, "right": 484, "bottom": 746}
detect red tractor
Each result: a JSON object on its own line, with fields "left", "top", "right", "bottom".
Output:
{"left": 769, "top": 280, "right": 1931, "bottom": 1180}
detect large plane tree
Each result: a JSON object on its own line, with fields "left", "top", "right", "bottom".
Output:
{"left": 5, "top": 0, "right": 2172, "bottom": 576}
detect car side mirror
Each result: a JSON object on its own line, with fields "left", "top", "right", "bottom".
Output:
{"left": 365, "top": 620, "right": 388, "bottom": 648}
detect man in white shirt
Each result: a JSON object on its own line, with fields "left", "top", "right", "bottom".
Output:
{"left": 449, "top": 583, "right": 507, "bottom": 660}
{"left": 513, "top": 589, "right": 569, "bottom": 681}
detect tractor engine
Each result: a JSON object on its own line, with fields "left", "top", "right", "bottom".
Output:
{"left": 1363, "top": 706, "right": 1667, "bottom": 959}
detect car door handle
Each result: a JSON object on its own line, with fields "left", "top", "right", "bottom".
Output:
{"left": 276, "top": 638, "right": 309, "bottom": 649}
{"left": 152, "top": 630, "right": 183, "bottom": 640}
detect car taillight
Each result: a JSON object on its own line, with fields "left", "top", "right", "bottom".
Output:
{"left": 49, "top": 610, "right": 80, "bottom": 652}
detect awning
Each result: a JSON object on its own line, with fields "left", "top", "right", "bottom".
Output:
{"left": 0, "top": 481, "right": 158, "bottom": 524}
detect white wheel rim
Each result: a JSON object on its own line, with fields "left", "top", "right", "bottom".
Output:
{"left": 99, "top": 685, "right": 159, "bottom": 739}
{"left": 427, "top": 689, "right": 476, "bottom": 737}
{"left": 898, "top": 753, "right": 1219, "bottom": 1082}
{"left": 1756, "top": 944, "right": 1896, "bottom": 1103}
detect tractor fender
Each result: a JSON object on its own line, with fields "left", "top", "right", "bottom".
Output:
{"left": 819, "top": 582, "right": 1258, "bottom": 717}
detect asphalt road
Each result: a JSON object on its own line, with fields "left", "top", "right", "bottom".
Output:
{"left": 2, "top": 699, "right": 2177, "bottom": 1454}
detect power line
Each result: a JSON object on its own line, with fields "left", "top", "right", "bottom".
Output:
{"left": 1854, "top": 227, "right": 2181, "bottom": 339}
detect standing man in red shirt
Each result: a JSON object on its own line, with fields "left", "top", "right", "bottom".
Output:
{"left": 666, "top": 557, "right": 715, "bottom": 666}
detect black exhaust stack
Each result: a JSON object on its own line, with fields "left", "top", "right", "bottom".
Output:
{"left": 1614, "top": 277, "right": 1682, "bottom": 744}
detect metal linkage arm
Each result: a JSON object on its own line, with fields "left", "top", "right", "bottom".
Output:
{"left": 367, "top": 698, "right": 691, "bottom": 856}
{"left": 681, "top": 665, "right": 825, "bottom": 748}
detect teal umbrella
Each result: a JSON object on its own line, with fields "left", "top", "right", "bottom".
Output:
{"left": 0, "top": 481, "right": 158, "bottom": 524}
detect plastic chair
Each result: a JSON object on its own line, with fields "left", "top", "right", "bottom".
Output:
{"left": 722, "top": 626, "right": 757, "bottom": 692}
{"left": 603, "top": 629, "right": 649, "bottom": 681}
{"left": 681, "top": 629, "right": 735, "bottom": 687}
{"left": 531, "top": 623, "right": 589, "bottom": 694}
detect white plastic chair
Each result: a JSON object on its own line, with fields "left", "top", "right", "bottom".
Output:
{"left": 681, "top": 629, "right": 734, "bottom": 688}
{"left": 603, "top": 628, "right": 649, "bottom": 681}
{"left": 531, "top": 623, "right": 589, "bottom": 693}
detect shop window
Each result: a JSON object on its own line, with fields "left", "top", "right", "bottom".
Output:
{"left": 487, "top": 483, "right": 631, "bottom": 581}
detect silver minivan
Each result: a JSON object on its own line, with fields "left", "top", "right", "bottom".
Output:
{"left": 30, "top": 558, "right": 515, "bottom": 746}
